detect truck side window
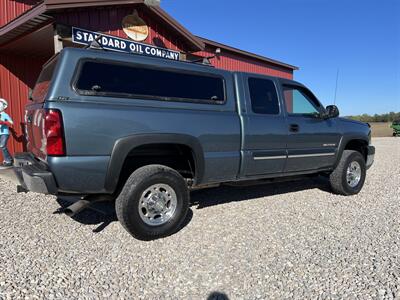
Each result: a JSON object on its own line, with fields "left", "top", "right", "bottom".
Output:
{"left": 248, "top": 78, "right": 279, "bottom": 114}
{"left": 75, "top": 61, "right": 225, "bottom": 103}
{"left": 283, "top": 86, "right": 320, "bottom": 115}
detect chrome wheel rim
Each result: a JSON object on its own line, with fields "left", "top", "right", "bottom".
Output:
{"left": 346, "top": 161, "right": 362, "bottom": 188}
{"left": 138, "top": 184, "right": 177, "bottom": 226}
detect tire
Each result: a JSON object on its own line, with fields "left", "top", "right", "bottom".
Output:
{"left": 329, "top": 150, "right": 366, "bottom": 196}
{"left": 116, "top": 164, "right": 189, "bottom": 240}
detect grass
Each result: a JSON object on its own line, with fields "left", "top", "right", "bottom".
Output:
{"left": 369, "top": 122, "right": 394, "bottom": 137}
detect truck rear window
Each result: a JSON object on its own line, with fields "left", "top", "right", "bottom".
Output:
{"left": 74, "top": 61, "right": 226, "bottom": 103}
{"left": 31, "top": 57, "right": 58, "bottom": 103}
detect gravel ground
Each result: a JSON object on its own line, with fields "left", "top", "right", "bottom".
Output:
{"left": 0, "top": 137, "right": 399, "bottom": 299}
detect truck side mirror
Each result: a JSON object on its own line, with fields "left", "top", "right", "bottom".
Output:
{"left": 325, "top": 105, "right": 339, "bottom": 119}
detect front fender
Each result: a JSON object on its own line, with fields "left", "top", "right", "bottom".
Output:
{"left": 334, "top": 134, "right": 369, "bottom": 169}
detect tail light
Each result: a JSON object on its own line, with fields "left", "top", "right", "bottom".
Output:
{"left": 44, "top": 109, "right": 65, "bottom": 156}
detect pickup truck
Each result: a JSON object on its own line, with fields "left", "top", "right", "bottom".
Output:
{"left": 14, "top": 48, "right": 375, "bottom": 240}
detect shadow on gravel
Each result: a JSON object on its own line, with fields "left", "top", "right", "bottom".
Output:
{"left": 54, "top": 176, "right": 330, "bottom": 235}
{"left": 55, "top": 197, "right": 193, "bottom": 235}
{"left": 55, "top": 198, "right": 117, "bottom": 233}
{"left": 191, "top": 176, "right": 332, "bottom": 209}
{"left": 207, "top": 291, "right": 229, "bottom": 300}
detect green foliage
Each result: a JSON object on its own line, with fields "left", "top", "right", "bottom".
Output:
{"left": 346, "top": 112, "right": 400, "bottom": 123}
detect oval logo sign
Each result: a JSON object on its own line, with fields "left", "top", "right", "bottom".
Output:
{"left": 122, "top": 10, "right": 149, "bottom": 42}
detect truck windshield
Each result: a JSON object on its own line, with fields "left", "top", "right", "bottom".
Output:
{"left": 31, "top": 56, "right": 59, "bottom": 103}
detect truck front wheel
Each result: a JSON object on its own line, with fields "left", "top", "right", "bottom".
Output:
{"left": 329, "top": 150, "right": 366, "bottom": 196}
{"left": 116, "top": 165, "right": 189, "bottom": 240}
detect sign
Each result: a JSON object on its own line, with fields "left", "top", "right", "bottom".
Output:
{"left": 72, "top": 27, "right": 180, "bottom": 61}
{"left": 122, "top": 10, "right": 149, "bottom": 42}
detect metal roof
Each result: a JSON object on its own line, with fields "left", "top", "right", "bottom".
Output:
{"left": 198, "top": 37, "right": 299, "bottom": 71}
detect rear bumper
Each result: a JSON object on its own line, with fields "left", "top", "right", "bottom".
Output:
{"left": 366, "top": 145, "right": 375, "bottom": 170}
{"left": 13, "top": 153, "right": 58, "bottom": 195}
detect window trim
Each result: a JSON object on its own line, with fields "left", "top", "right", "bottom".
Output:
{"left": 248, "top": 77, "right": 281, "bottom": 115}
{"left": 31, "top": 54, "right": 60, "bottom": 103}
{"left": 282, "top": 84, "right": 323, "bottom": 117}
{"left": 71, "top": 58, "right": 227, "bottom": 105}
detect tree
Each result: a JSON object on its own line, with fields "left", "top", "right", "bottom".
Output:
{"left": 346, "top": 112, "right": 400, "bottom": 122}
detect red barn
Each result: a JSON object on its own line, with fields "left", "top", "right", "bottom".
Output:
{"left": 0, "top": 0, "right": 298, "bottom": 160}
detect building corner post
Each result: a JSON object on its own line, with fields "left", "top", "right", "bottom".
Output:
{"left": 54, "top": 24, "right": 63, "bottom": 54}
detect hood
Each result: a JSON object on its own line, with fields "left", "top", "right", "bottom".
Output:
{"left": 337, "top": 117, "right": 371, "bottom": 143}
{"left": 338, "top": 117, "right": 369, "bottom": 127}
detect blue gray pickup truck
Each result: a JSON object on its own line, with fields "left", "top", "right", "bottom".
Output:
{"left": 14, "top": 48, "right": 375, "bottom": 240}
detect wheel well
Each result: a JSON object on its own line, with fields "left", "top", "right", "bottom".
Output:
{"left": 344, "top": 139, "right": 368, "bottom": 161}
{"left": 117, "top": 143, "right": 196, "bottom": 191}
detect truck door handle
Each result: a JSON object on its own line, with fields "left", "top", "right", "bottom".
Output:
{"left": 289, "top": 124, "right": 299, "bottom": 132}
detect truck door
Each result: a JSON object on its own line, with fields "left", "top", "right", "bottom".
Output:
{"left": 240, "top": 75, "right": 288, "bottom": 176}
{"left": 280, "top": 83, "right": 341, "bottom": 172}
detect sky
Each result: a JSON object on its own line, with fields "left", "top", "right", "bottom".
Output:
{"left": 162, "top": 0, "right": 400, "bottom": 116}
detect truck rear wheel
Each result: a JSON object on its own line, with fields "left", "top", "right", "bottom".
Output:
{"left": 329, "top": 150, "right": 366, "bottom": 196}
{"left": 116, "top": 165, "right": 189, "bottom": 240}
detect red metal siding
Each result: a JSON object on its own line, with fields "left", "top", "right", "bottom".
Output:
{"left": 197, "top": 49, "right": 293, "bottom": 80}
{"left": 54, "top": 6, "right": 186, "bottom": 52}
{"left": 0, "top": 54, "right": 45, "bottom": 160}
{"left": 53, "top": 6, "right": 292, "bottom": 78}
{"left": 0, "top": 0, "right": 40, "bottom": 27}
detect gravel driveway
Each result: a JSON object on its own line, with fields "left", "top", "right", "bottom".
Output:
{"left": 0, "top": 137, "right": 399, "bottom": 299}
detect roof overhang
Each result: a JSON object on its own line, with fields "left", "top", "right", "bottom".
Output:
{"left": 148, "top": 6, "right": 205, "bottom": 52}
{"left": 0, "top": 23, "right": 54, "bottom": 58}
{"left": 0, "top": 0, "right": 204, "bottom": 51}
{"left": 199, "top": 37, "right": 299, "bottom": 71}
{"left": 0, "top": 3, "right": 53, "bottom": 46}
